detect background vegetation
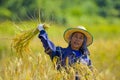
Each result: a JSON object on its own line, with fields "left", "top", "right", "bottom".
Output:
{"left": 0, "top": 0, "right": 120, "bottom": 80}
{"left": 0, "top": 0, "right": 120, "bottom": 25}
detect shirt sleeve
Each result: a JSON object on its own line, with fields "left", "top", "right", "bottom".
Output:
{"left": 38, "top": 30, "right": 56, "bottom": 57}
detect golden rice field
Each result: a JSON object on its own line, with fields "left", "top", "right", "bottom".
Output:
{"left": 0, "top": 21, "right": 120, "bottom": 80}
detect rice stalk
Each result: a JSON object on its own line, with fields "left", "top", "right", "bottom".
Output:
{"left": 12, "top": 24, "right": 49, "bottom": 58}
{"left": 51, "top": 59, "right": 100, "bottom": 80}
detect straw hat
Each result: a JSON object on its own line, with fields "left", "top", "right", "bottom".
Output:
{"left": 63, "top": 26, "right": 93, "bottom": 46}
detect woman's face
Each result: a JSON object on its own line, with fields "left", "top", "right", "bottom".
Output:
{"left": 70, "top": 32, "right": 84, "bottom": 50}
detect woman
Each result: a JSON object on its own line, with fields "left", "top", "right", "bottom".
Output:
{"left": 37, "top": 24, "right": 93, "bottom": 69}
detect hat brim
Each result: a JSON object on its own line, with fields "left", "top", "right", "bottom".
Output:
{"left": 63, "top": 28, "right": 93, "bottom": 46}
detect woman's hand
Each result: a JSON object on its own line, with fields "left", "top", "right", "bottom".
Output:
{"left": 37, "top": 24, "right": 49, "bottom": 31}
{"left": 37, "top": 24, "right": 44, "bottom": 31}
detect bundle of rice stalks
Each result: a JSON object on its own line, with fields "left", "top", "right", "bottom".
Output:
{"left": 12, "top": 24, "right": 49, "bottom": 57}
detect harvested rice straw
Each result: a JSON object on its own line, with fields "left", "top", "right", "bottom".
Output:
{"left": 12, "top": 24, "right": 49, "bottom": 57}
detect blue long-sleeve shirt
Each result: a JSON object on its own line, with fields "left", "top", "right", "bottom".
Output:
{"left": 38, "top": 30, "right": 91, "bottom": 67}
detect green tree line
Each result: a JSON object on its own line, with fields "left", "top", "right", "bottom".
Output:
{"left": 0, "top": 0, "right": 119, "bottom": 24}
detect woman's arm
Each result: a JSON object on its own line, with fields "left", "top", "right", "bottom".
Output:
{"left": 38, "top": 29, "right": 60, "bottom": 60}
{"left": 37, "top": 24, "right": 62, "bottom": 61}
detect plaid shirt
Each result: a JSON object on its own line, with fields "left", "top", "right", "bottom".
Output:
{"left": 38, "top": 30, "right": 91, "bottom": 67}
